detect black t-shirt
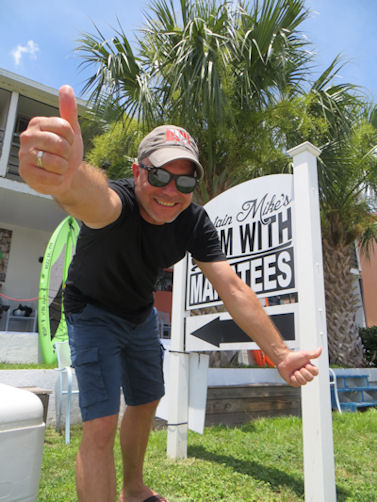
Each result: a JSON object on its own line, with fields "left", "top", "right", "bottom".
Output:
{"left": 64, "top": 179, "right": 226, "bottom": 323}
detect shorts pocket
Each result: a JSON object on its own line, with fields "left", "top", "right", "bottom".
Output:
{"left": 73, "top": 347, "right": 108, "bottom": 408}
{"left": 65, "top": 305, "right": 88, "bottom": 325}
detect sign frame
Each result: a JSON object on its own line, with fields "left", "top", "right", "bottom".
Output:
{"left": 167, "top": 142, "right": 336, "bottom": 502}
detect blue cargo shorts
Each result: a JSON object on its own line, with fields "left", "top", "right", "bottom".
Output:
{"left": 66, "top": 303, "right": 165, "bottom": 422}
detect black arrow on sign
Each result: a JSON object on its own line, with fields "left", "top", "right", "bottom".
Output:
{"left": 191, "top": 317, "right": 250, "bottom": 347}
{"left": 191, "top": 313, "right": 295, "bottom": 347}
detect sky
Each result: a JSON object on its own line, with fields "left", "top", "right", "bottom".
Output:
{"left": 1, "top": 0, "right": 377, "bottom": 103}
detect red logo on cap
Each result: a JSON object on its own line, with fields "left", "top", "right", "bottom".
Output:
{"left": 166, "top": 128, "right": 191, "bottom": 147}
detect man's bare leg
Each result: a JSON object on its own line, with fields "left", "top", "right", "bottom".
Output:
{"left": 119, "top": 400, "right": 160, "bottom": 502}
{"left": 76, "top": 414, "right": 119, "bottom": 502}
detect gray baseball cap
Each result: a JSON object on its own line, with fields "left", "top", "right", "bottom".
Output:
{"left": 138, "top": 125, "right": 204, "bottom": 179}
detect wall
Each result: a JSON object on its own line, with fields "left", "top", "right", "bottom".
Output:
{"left": 359, "top": 241, "right": 377, "bottom": 327}
{"left": 154, "top": 290, "right": 172, "bottom": 318}
{"left": 0, "top": 332, "right": 42, "bottom": 363}
{"left": 0, "top": 220, "right": 50, "bottom": 308}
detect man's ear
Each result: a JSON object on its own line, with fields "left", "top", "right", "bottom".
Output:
{"left": 132, "top": 163, "right": 139, "bottom": 178}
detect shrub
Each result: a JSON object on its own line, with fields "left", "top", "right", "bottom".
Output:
{"left": 359, "top": 326, "right": 377, "bottom": 367}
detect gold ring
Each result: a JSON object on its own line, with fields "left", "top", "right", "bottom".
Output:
{"left": 36, "top": 150, "right": 44, "bottom": 168}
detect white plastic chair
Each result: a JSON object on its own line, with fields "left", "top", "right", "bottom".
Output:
{"left": 54, "top": 340, "right": 79, "bottom": 444}
{"left": 329, "top": 368, "right": 342, "bottom": 413}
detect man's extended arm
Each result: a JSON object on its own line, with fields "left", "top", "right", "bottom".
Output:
{"left": 18, "top": 85, "right": 121, "bottom": 228}
{"left": 197, "top": 259, "right": 321, "bottom": 387}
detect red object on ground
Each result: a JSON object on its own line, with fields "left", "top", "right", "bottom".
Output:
{"left": 252, "top": 350, "right": 275, "bottom": 367}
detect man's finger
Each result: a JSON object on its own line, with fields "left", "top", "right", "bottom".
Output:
{"left": 307, "top": 347, "right": 322, "bottom": 361}
{"left": 58, "top": 85, "right": 80, "bottom": 134}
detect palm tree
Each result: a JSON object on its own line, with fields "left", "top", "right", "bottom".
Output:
{"left": 77, "top": 0, "right": 312, "bottom": 202}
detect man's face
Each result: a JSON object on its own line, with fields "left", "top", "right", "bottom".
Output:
{"left": 133, "top": 158, "right": 195, "bottom": 225}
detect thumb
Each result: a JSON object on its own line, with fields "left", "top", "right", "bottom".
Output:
{"left": 307, "top": 347, "right": 322, "bottom": 360}
{"left": 59, "top": 85, "right": 80, "bottom": 134}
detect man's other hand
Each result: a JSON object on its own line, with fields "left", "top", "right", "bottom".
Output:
{"left": 277, "top": 347, "right": 322, "bottom": 387}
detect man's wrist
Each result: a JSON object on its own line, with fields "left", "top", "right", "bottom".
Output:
{"left": 271, "top": 345, "right": 291, "bottom": 367}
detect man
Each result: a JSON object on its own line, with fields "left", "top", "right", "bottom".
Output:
{"left": 19, "top": 85, "right": 321, "bottom": 502}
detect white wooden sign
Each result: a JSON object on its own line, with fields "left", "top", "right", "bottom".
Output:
{"left": 185, "top": 173, "right": 298, "bottom": 352}
{"left": 186, "top": 174, "right": 297, "bottom": 310}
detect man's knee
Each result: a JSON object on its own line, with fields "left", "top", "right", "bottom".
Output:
{"left": 124, "top": 399, "right": 160, "bottom": 421}
{"left": 82, "top": 414, "right": 119, "bottom": 450}
{"left": 133, "top": 399, "right": 160, "bottom": 412}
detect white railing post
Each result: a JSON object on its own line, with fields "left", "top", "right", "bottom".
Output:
{"left": 288, "top": 142, "right": 336, "bottom": 502}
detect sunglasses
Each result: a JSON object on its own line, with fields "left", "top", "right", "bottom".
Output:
{"left": 139, "top": 162, "right": 198, "bottom": 194}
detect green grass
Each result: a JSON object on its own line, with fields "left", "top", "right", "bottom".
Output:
{"left": 38, "top": 409, "right": 377, "bottom": 501}
{"left": 0, "top": 362, "right": 56, "bottom": 369}
{"left": 0, "top": 363, "right": 348, "bottom": 370}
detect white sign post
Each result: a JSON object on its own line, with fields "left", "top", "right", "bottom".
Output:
{"left": 166, "top": 256, "right": 189, "bottom": 459}
{"left": 288, "top": 142, "right": 336, "bottom": 502}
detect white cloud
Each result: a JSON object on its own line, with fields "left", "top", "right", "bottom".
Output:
{"left": 11, "top": 40, "right": 39, "bottom": 66}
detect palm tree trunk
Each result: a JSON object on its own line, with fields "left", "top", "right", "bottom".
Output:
{"left": 322, "top": 239, "right": 365, "bottom": 367}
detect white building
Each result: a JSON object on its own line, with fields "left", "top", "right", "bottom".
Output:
{"left": 0, "top": 68, "right": 83, "bottom": 335}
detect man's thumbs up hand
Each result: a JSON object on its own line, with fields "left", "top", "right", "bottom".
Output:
{"left": 19, "top": 85, "right": 83, "bottom": 197}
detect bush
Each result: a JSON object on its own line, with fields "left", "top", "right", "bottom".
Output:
{"left": 359, "top": 326, "right": 377, "bottom": 367}
{"left": 86, "top": 120, "right": 142, "bottom": 180}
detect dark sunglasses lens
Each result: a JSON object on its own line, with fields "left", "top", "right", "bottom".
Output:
{"left": 148, "top": 169, "right": 170, "bottom": 187}
{"left": 176, "top": 176, "right": 196, "bottom": 193}
{"left": 147, "top": 167, "right": 196, "bottom": 193}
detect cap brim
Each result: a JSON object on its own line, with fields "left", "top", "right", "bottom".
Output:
{"left": 148, "top": 147, "right": 204, "bottom": 179}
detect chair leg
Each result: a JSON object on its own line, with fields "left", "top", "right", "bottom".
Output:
{"left": 65, "top": 370, "right": 73, "bottom": 444}
{"left": 56, "top": 376, "right": 63, "bottom": 433}
{"left": 65, "top": 394, "right": 71, "bottom": 444}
